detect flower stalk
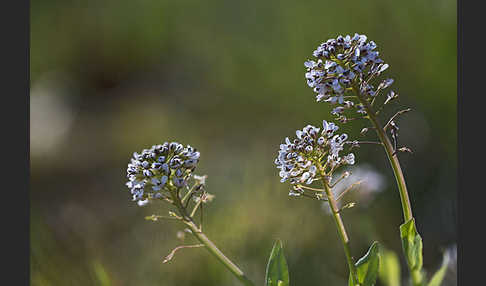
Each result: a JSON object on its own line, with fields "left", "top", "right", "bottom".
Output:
{"left": 320, "top": 169, "right": 358, "bottom": 285}
{"left": 274, "top": 121, "right": 361, "bottom": 284}
{"left": 352, "top": 86, "right": 413, "bottom": 222}
{"left": 125, "top": 142, "right": 254, "bottom": 286}
{"left": 171, "top": 194, "right": 255, "bottom": 286}
{"left": 302, "top": 33, "right": 425, "bottom": 285}
{"left": 354, "top": 81, "right": 421, "bottom": 286}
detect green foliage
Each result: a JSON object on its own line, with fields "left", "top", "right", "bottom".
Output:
{"left": 427, "top": 250, "right": 450, "bottom": 286}
{"left": 400, "top": 218, "right": 424, "bottom": 285}
{"left": 400, "top": 218, "right": 423, "bottom": 271}
{"left": 349, "top": 241, "right": 380, "bottom": 286}
{"left": 265, "top": 240, "right": 290, "bottom": 286}
{"left": 92, "top": 260, "right": 111, "bottom": 286}
{"left": 378, "top": 248, "right": 401, "bottom": 286}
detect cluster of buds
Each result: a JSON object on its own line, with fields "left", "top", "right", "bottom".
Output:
{"left": 305, "top": 33, "right": 395, "bottom": 121}
{"left": 275, "top": 120, "right": 355, "bottom": 197}
{"left": 125, "top": 142, "right": 200, "bottom": 206}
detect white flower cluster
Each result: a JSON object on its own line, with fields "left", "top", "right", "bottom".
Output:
{"left": 275, "top": 120, "right": 355, "bottom": 194}
{"left": 305, "top": 33, "right": 395, "bottom": 117}
{"left": 126, "top": 142, "right": 200, "bottom": 206}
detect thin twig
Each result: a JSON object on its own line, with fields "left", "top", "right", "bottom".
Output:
{"left": 341, "top": 115, "right": 369, "bottom": 123}
{"left": 145, "top": 215, "right": 180, "bottom": 221}
{"left": 200, "top": 200, "right": 204, "bottom": 230}
{"left": 330, "top": 172, "right": 350, "bottom": 188}
{"left": 384, "top": 108, "right": 412, "bottom": 131}
{"left": 300, "top": 192, "right": 318, "bottom": 200}
{"left": 181, "top": 184, "right": 198, "bottom": 205}
{"left": 162, "top": 244, "right": 205, "bottom": 263}
{"left": 345, "top": 140, "right": 383, "bottom": 146}
{"left": 336, "top": 180, "right": 363, "bottom": 201}
{"left": 190, "top": 197, "right": 204, "bottom": 218}
{"left": 297, "top": 184, "right": 325, "bottom": 192}
{"left": 337, "top": 202, "right": 356, "bottom": 213}
{"left": 185, "top": 192, "right": 196, "bottom": 209}
{"left": 292, "top": 191, "right": 327, "bottom": 201}
{"left": 357, "top": 141, "right": 383, "bottom": 145}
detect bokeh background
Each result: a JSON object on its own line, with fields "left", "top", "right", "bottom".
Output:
{"left": 30, "top": 0, "right": 457, "bottom": 285}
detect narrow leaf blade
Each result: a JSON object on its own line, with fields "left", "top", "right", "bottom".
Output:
{"left": 265, "top": 240, "right": 290, "bottom": 286}
{"left": 427, "top": 251, "right": 451, "bottom": 286}
{"left": 378, "top": 248, "right": 401, "bottom": 286}
{"left": 349, "top": 272, "right": 356, "bottom": 286}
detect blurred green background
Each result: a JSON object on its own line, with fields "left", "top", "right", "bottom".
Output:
{"left": 30, "top": 0, "right": 456, "bottom": 285}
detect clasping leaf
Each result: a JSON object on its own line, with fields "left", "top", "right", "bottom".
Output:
{"left": 400, "top": 218, "right": 423, "bottom": 272}
{"left": 349, "top": 241, "right": 381, "bottom": 286}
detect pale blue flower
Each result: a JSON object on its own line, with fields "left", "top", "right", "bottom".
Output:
{"left": 275, "top": 121, "right": 355, "bottom": 192}
{"left": 125, "top": 141, "right": 200, "bottom": 206}
{"left": 305, "top": 34, "right": 394, "bottom": 119}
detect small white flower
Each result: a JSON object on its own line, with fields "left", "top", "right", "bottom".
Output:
{"left": 137, "top": 199, "right": 149, "bottom": 207}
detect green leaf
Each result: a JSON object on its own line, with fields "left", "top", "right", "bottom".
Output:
{"left": 400, "top": 218, "right": 423, "bottom": 272}
{"left": 350, "top": 241, "right": 381, "bottom": 286}
{"left": 265, "top": 240, "right": 290, "bottom": 286}
{"left": 400, "top": 218, "right": 425, "bottom": 286}
{"left": 427, "top": 250, "right": 451, "bottom": 286}
{"left": 93, "top": 260, "right": 111, "bottom": 286}
{"left": 378, "top": 248, "right": 401, "bottom": 286}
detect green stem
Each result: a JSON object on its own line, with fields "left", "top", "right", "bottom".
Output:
{"left": 184, "top": 220, "right": 254, "bottom": 286}
{"left": 321, "top": 174, "right": 359, "bottom": 284}
{"left": 411, "top": 269, "right": 423, "bottom": 286}
{"left": 171, "top": 193, "right": 254, "bottom": 286}
{"left": 353, "top": 87, "right": 422, "bottom": 285}
{"left": 353, "top": 87, "right": 413, "bottom": 222}
{"left": 181, "top": 186, "right": 195, "bottom": 205}
{"left": 189, "top": 198, "right": 203, "bottom": 218}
